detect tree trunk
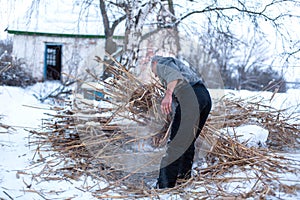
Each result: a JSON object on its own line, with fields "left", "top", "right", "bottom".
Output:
{"left": 122, "top": 0, "right": 159, "bottom": 72}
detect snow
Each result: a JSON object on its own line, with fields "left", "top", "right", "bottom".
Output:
{"left": 225, "top": 89, "right": 300, "bottom": 121}
{"left": 224, "top": 125, "right": 269, "bottom": 148}
{"left": 0, "top": 83, "right": 102, "bottom": 199}
{"left": 0, "top": 83, "right": 299, "bottom": 199}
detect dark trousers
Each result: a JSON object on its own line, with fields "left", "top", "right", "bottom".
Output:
{"left": 157, "top": 83, "right": 212, "bottom": 188}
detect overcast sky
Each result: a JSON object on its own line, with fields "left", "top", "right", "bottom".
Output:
{"left": 0, "top": 0, "right": 29, "bottom": 39}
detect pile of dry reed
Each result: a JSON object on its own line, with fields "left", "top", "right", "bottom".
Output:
{"left": 28, "top": 56, "right": 300, "bottom": 199}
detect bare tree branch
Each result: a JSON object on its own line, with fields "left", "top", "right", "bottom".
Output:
{"left": 172, "top": 0, "right": 300, "bottom": 27}
{"left": 111, "top": 15, "right": 127, "bottom": 33}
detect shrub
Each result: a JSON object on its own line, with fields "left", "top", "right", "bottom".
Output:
{"left": 241, "top": 66, "right": 287, "bottom": 93}
{"left": 0, "top": 39, "right": 37, "bottom": 88}
{"left": 223, "top": 66, "right": 287, "bottom": 93}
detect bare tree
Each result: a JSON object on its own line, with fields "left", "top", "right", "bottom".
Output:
{"left": 25, "top": 0, "right": 300, "bottom": 85}
{"left": 98, "top": 0, "right": 126, "bottom": 79}
{"left": 99, "top": 0, "right": 126, "bottom": 55}
{"left": 119, "top": 0, "right": 160, "bottom": 70}
{"left": 96, "top": 0, "right": 181, "bottom": 75}
{"left": 170, "top": 0, "right": 300, "bottom": 64}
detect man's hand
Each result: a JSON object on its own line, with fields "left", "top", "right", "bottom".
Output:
{"left": 161, "top": 80, "right": 178, "bottom": 115}
{"left": 161, "top": 91, "right": 172, "bottom": 114}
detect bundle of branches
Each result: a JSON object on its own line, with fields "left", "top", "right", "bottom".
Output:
{"left": 29, "top": 55, "right": 169, "bottom": 182}
{"left": 28, "top": 55, "right": 300, "bottom": 198}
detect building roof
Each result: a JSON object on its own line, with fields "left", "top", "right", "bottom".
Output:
{"left": 7, "top": 0, "right": 125, "bottom": 37}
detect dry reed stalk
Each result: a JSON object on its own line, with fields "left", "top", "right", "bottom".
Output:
{"left": 26, "top": 57, "right": 300, "bottom": 199}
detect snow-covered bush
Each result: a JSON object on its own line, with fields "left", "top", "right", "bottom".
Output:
{"left": 0, "top": 39, "right": 37, "bottom": 88}
{"left": 0, "top": 58, "right": 38, "bottom": 88}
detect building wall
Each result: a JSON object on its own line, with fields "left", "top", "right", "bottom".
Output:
{"left": 12, "top": 34, "right": 106, "bottom": 82}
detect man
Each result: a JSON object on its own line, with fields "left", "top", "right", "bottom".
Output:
{"left": 151, "top": 56, "right": 212, "bottom": 189}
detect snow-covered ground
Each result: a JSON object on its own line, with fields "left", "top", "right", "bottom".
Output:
{"left": 0, "top": 82, "right": 299, "bottom": 199}
{"left": 0, "top": 83, "right": 98, "bottom": 199}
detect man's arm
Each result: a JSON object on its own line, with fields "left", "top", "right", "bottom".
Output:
{"left": 161, "top": 79, "right": 178, "bottom": 115}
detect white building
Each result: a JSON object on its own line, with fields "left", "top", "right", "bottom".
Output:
{"left": 6, "top": 0, "right": 124, "bottom": 82}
